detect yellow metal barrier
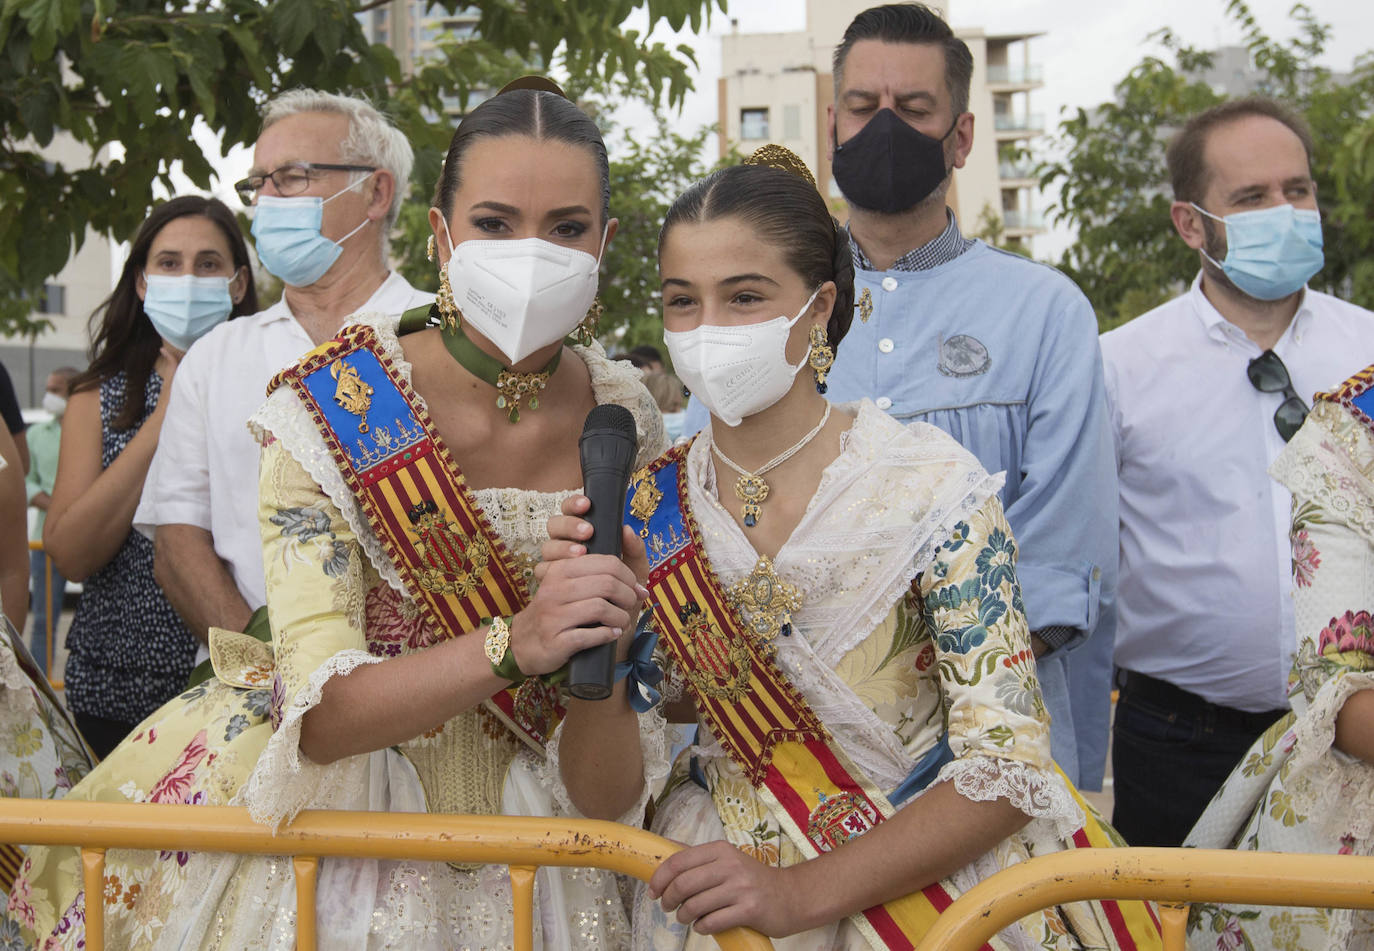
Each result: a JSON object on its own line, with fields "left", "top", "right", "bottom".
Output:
{"left": 26, "top": 540, "right": 62, "bottom": 691}
{"left": 0, "top": 798, "right": 773, "bottom": 951}
{"left": 912, "top": 847, "right": 1374, "bottom": 951}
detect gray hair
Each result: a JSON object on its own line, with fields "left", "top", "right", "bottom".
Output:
{"left": 261, "top": 89, "right": 413, "bottom": 241}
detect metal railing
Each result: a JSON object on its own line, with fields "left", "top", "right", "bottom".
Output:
{"left": 0, "top": 799, "right": 772, "bottom": 951}
{"left": 912, "top": 847, "right": 1374, "bottom": 951}
{"left": 993, "top": 113, "right": 1045, "bottom": 133}
{"left": 986, "top": 64, "right": 1044, "bottom": 85}
{"left": 26, "top": 540, "right": 62, "bottom": 690}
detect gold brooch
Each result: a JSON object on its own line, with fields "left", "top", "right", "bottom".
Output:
{"left": 629, "top": 469, "right": 663, "bottom": 538}
{"left": 857, "top": 287, "right": 873, "bottom": 323}
{"left": 728, "top": 555, "right": 802, "bottom": 648}
{"left": 330, "top": 359, "right": 374, "bottom": 433}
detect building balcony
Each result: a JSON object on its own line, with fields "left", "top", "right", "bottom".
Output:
{"left": 986, "top": 64, "right": 1044, "bottom": 87}
{"left": 1001, "top": 209, "right": 1046, "bottom": 231}
{"left": 998, "top": 160, "right": 1037, "bottom": 181}
{"left": 993, "top": 113, "right": 1044, "bottom": 134}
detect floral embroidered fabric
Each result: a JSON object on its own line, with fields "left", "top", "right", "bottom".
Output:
{"left": 1186, "top": 386, "right": 1374, "bottom": 951}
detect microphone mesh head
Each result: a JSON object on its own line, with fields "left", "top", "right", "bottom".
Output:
{"left": 582, "top": 403, "right": 637, "bottom": 438}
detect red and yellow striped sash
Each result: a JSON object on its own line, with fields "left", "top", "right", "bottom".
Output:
{"left": 271, "top": 324, "right": 562, "bottom": 749}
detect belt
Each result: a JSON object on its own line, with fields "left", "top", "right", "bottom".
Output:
{"left": 1118, "top": 670, "right": 1288, "bottom": 734}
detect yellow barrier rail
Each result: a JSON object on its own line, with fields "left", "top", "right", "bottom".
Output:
{"left": 0, "top": 798, "right": 772, "bottom": 951}
{"left": 26, "top": 540, "right": 62, "bottom": 691}
{"left": 912, "top": 847, "right": 1374, "bottom": 951}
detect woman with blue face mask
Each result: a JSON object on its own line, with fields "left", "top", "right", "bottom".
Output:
{"left": 43, "top": 195, "right": 257, "bottom": 758}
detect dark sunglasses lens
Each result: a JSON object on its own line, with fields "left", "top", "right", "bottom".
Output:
{"left": 1274, "top": 396, "right": 1308, "bottom": 442}
{"left": 1247, "top": 354, "right": 1290, "bottom": 392}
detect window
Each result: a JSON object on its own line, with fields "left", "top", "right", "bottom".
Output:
{"left": 37, "top": 284, "right": 65, "bottom": 315}
{"left": 783, "top": 104, "right": 801, "bottom": 140}
{"left": 740, "top": 108, "right": 769, "bottom": 140}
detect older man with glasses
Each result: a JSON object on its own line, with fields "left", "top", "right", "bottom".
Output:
{"left": 134, "top": 90, "right": 433, "bottom": 648}
{"left": 1101, "top": 96, "right": 1374, "bottom": 848}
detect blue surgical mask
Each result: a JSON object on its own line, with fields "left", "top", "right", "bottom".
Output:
{"left": 1192, "top": 202, "right": 1324, "bottom": 301}
{"left": 142, "top": 274, "right": 234, "bottom": 350}
{"left": 251, "top": 175, "right": 372, "bottom": 287}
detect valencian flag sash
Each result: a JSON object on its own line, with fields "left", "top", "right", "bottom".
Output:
{"left": 626, "top": 443, "right": 1161, "bottom": 951}
{"left": 269, "top": 323, "right": 562, "bottom": 750}
{"left": 1322, "top": 362, "right": 1374, "bottom": 436}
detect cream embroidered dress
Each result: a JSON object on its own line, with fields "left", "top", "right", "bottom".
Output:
{"left": 4, "top": 314, "right": 669, "bottom": 950}
{"left": 1185, "top": 374, "right": 1374, "bottom": 951}
{"left": 632, "top": 402, "right": 1141, "bottom": 951}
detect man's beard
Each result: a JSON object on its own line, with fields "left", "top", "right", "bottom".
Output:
{"left": 1199, "top": 215, "right": 1246, "bottom": 298}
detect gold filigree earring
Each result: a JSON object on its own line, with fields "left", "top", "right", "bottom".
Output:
{"left": 436, "top": 265, "right": 461, "bottom": 332}
{"left": 426, "top": 235, "right": 437, "bottom": 263}
{"left": 808, "top": 325, "right": 834, "bottom": 394}
{"left": 571, "top": 296, "right": 603, "bottom": 347}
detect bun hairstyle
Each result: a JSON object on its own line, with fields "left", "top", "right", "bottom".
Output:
{"left": 659, "top": 145, "right": 856, "bottom": 352}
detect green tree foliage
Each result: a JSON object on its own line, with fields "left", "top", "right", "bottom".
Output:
{"left": 0, "top": 0, "right": 724, "bottom": 336}
{"left": 1038, "top": 1, "right": 1374, "bottom": 330}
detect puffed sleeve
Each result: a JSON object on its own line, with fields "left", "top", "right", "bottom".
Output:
{"left": 920, "top": 495, "right": 1082, "bottom": 832}
{"left": 238, "top": 437, "right": 384, "bottom": 827}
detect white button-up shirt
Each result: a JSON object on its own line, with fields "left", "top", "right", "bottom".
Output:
{"left": 1103, "top": 274, "right": 1374, "bottom": 711}
{"left": 135, "top": 272, "right": 433, "bottom": 609}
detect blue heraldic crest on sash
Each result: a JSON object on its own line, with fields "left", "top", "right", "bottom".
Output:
{"left": 302, "top": 349, "right": 425, "bottom": 474}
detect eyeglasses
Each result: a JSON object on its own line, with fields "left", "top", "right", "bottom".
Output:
{"left": 233, "top": 162, "right": 377, "bottom": 205}
{"left": 1246, "top": 349, "right": 1310, "bottom": 442}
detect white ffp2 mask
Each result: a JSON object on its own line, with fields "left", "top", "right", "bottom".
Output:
{"left": 664, "top": 288, "right": 820, "bottom": 427}
{"left": 443, "top": 224, "right": 606, "bottom": 365}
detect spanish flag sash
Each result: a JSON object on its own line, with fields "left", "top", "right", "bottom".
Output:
{"left": 626, "top": 443, "right": 1161, "bottom": 951}
{"left": 269, "top": 323, "right": 563, "bottom": 750}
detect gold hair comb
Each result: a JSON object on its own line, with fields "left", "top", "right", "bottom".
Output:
{"left": 744, "top": 144, "right": 817, "bottom": 187}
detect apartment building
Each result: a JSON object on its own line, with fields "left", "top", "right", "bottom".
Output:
{"left": 718, "top": 0, "right": 1046, "bottom": 251}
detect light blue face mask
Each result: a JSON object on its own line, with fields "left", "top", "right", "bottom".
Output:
{"left": 143, "top": 274, "right": 235, "bottom": 351}
{"left": 1192, "top": 201, "right": 1324, "bottom": 301}
{"left": 250, "top": 175, "right": 372, "bottom": 287}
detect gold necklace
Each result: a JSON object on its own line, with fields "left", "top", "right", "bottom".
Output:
{"left": 710, "top": 402, "right": 831, "bottom": 528}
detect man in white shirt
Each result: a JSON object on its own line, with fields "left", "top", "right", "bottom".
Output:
{"left": 136, "top": 90, "right": 433, "bottom": 641}
{"left": 1102, "top": 97, "right": 1374, "bottom": 846}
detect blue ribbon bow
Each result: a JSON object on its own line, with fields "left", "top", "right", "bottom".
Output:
{"left": 614, "top": 614, "right": 663, "bottom": 713}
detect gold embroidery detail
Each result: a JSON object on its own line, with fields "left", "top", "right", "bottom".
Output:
{"left": 330, "top": 359, "right": 374, "bottom": 433}
{"left": 406, "top": 500, "right": 491, "bottom": 596}
{"left": 629, "top": 468, "right": 663, "bottom": 538}
{"left": 680, "top": 602, "right": 752, "bottom": 701}
{"left": 728, "top": 555, "right": 802, "bottom": 650}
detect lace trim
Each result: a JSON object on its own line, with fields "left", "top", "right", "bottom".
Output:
{"left": 0, "top": 637, "right": 34, "bottom": 693}
{"left": 1271, "top": 400, "right": 1374, "bottom": 547}
{"left": 936, "top": 755, "right": 1084, "bottom": 840}
{"left": 1284, "top": 669, "right": 1374, "bottom": 841}
{"left": 539, "top": 705, "right": 673, "bottom": 823}
{"left": 239, "top": 648, "right": 384, "bottom": 828}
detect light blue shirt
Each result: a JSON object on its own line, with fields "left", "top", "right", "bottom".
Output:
{"left": 681, "top": 240, "right": 1119, "bottom": 789}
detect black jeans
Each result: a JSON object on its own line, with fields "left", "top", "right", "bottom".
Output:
{"left": 1111, "top": 671, "right": 1288, "bottom": 847}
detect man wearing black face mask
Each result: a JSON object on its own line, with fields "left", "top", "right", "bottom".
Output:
{"left": 824, "top": 3, "right": 1119, "bottom": 795}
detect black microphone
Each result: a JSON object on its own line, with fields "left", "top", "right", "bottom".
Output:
{"left": 568, "top": 404, "right": 639, "bottom": 700}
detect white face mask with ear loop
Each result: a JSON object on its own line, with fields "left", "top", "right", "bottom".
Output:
{"left": 663, "top": 287, "right": 821, "bottom": 428}
{"left": 439, "top": 217, "right": 608, "bottom": 365}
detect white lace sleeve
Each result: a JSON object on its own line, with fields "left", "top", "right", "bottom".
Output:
{"left": 537, "top": 703, "right": 672, "bottom": 824}
{"left": 936, "top": 756, "right": 1083, "bottom": 837}
{"left": 1284, "top": 669, "right": 1374, "bottom": 841}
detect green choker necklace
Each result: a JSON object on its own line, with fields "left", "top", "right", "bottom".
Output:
{"left": 441, "top": 322, "right": 561, "bottom": 423}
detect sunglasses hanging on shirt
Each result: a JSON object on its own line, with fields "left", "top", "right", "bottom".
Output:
{"left": 1246, "top": 349, "right": 1310, "bottom": 442}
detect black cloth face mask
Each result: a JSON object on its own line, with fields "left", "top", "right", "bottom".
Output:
{"left": 832, "top": 108, "right": 957, "bottom": 214}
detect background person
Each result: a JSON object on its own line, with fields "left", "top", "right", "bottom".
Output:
{"left": 135, "top": 89, "right": 432, "bottom": 646}
{"left": 45, "top": 195, "right": 256, "bottom": 757}
{"left": 24, "top": 365, "right": 79, "bottom": 673}
{"left": 0, "top": 361, "right": 27, "bottom": 474}
{"left": 1103, "top": 97, "right": 1374, "bottom": 847}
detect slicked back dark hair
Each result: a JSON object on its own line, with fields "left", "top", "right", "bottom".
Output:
{"left": 432, "top": 89, "right": 610, "bottom": 223}
{"left": 659, "top": 165, "right": 856, "bottom": 352}
{"left": 1166, "top": 96, "right": 1315, "bottom": 204}
{"left": 833, "top": 3, "right": 973, "bottom": 117}
{"left": 71, "top": 195, "right": 257, "bottom": 430}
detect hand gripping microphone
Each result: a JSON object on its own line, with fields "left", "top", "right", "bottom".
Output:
{"left": 568, "top": 404, "right": 639, "bottom": 700}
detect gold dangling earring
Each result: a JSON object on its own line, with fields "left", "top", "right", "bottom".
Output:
{"left": 436, "top": 264, "right": 461, "bottom": 332}
{"left": 426, "top": 235, "right": 436, "bottom": 263}
{"left": 808, "top": 325, "right": 834, "bottom": 394}
{"left": 571, "top": 296, "right": 603, "bottom": 347}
